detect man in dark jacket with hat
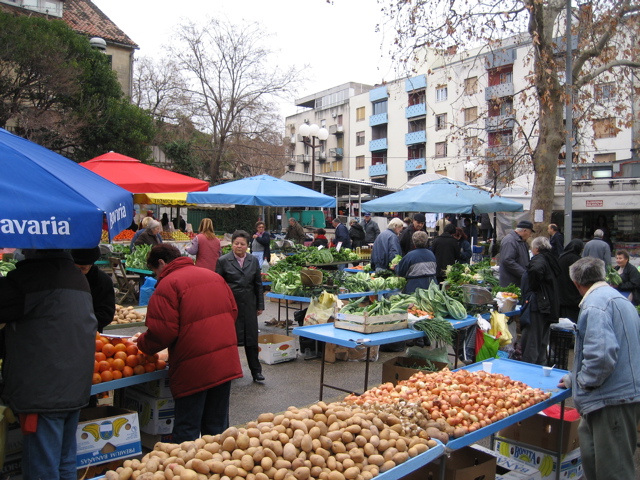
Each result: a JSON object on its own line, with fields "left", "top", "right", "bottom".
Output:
{"left": 399, "top": 213, "right": 427, "bottom": 256}
{"left": 431, "top": 223, "right": 460, "bottom": 283}
{"left": 72, "top": 247, "right": 116, "bottom": 333}
{"left": 499, "top": 220, "right": 533, "bottom": 288}
{"left": 361, "top": 213, "right": 380, "bottom": 244}
{"left": 0, "top": 249, "right": 97, "bottom": 479}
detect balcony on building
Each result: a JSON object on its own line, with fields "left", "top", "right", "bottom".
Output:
{"left": 485, "top": 49, "right": 515, "bottom": 69}
{"left": 405, "top": 75, "right": 427, "bottom": 92}
{"left": 485, "top": 114, "right": 515, "bottom": 132}
{"left": 329, "top": 148, "right": 343, "bottom": 158}
{"left": 369, "top": 138, "right": 388, "bottom": 152}
{"left": 485, "top": 145, "right": 513, "bottom": 161}
{"left": 369, "top": 163, "right": 388, "bottom": 177}
{"left": 369, "top": 113, "right": 388, "bottom": 126}
{"left": 369, "top": 85, "right": 389, "bottom": 102}
{"left": 318, "top": 151, "right": 327, "bottom": 162}
{"left": 406, "top": 104, "right": 427, "bottom": 119}
{"left": 405, "top": 158, "right": 426, "bottom": 172}
{"left": 329, "top": 124, "right": 344, "bottom": 135}
{"left": 298, "top": 154, "right": 310, "bottom": 163}
{"left": 405, "top": 131, "right": 427, "bottom": 146}
{"left": 485, "top": 82, "right": 514, "bottom": 100}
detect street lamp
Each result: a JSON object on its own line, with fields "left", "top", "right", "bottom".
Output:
{"left": 299, "top": 123, "right": 329, "bottom": 191}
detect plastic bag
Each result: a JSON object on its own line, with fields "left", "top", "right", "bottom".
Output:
{"left": 405, "top": 346, "right": 450, "bottom": 366}
{"left": 139, "top": 276, "right": 157, "bottom": 306}
{"left": 475, "top": 329, "right": 500, "bottom": 361}
{"left": 488, "top": 311, "right": 513, "bottom": 347}
{"left": 495, "top": 292, "right": 518, "bottom": 313}
{"left": 303, "top": 291, "right": 337, "bottom": 325}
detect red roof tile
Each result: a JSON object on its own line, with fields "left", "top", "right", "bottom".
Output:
{"left": 0, "top": 0, "right": 137, "bottom": 49}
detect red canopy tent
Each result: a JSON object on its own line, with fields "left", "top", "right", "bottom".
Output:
{"left": 80, "top": 152, "right": 209, "bottom": 193}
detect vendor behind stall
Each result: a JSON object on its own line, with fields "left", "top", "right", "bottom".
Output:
{"left": 71, "top": 247, "right": 116, "bottom": 333}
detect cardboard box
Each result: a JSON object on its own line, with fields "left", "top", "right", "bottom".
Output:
{"left": 122, "top": 389, "right": 175, "bottom": 435}
{"left": 140, "top": 431, "right": 174, "bottom": 450}
{"left": 382, "top": 356, "right": 449, "bottom": 385}
{"left": 76, "top": 407, "right": 141, "bottom": 469}
{"left": 258, "top": 334, "right": 298, "bottom": 364}
{"left": 401, "top": 445, "right": 497, "bottom": 480}
{"left": 471, "top": 444, "right": 542, "bottom": 480}
{"left": 77, "top": 459, "right": 123, "bottom": 480}
{"left": 497, "top": 410, "right": 580, "bottom": 454}
{"left": 5, "top": 424, "right": 23, "bottom": 457}
{"left": 494, "top": 441, "right": 582, "bottom": 480}
{"left": 1, "top": 453, "right": 22, "bottom": 480}
{"left": 131, "top": 377, "right": 172, "bottom": 398}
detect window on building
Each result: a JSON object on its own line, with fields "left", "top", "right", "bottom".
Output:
{"left": 337, "top": 114, "right": 343, "bottom": 126}
{"left": 408, "top": 90, "right": 426, "bottom": 106}
{"left": 595, "top": 83, "right": 615, "bottom": 103}
{"left": 408, "top": 118, "right": 426, "bottom": 133}
{"left": 435, "top": 168, "right": 448, "bottom": 176}
{"left": 373, "top": 100, "right": 388, "bottom": 115}
{"left": 464, "top": 136, "right": 480, "bottom": 155}
{"left": 332, "top": 160, "right": 343, "bottom": 172}
{"left": 435, "top": 141, "right": 447, "bottom": 158}
{"left": 435, "top": 113, "right": 447, "bottom": 131}
{"left": 356, "top": 131, "right": 365, "bottom": 146}
{"left": 594, "top": 152, "right": 616, "bottom": 163}
{"left": 593, "top": 117, "right": 618, "bottom": 139}
{"left": 337, "top": 136, "right": 344, "bottom": 149}
{"left": 408, "top": 145, "right": 425, "bottom": 160}
{"left": 321, "top": 163, "right": 332, "bottom": 174}
{"left": 356, "top": 107, "right": 365, "bottom": 121}
{"left": 464, "top": 107, "right": 478, "bottom": 124}
{"left": 464, "top": 77, "right": 478, "bottom": 95}
{"left": 436, "top": 86, "right": 448, "bottom": 102}
{"left": 356, "top": 155, "right": 365, "bottom": 170}
{"left": 500, "top": 71, "right": 513, "bottom": 84}
{"left": 372, "top": 152, "right": 386, "bottom": 165}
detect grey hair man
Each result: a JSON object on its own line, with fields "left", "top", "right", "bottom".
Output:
{"left": 582, "top": 228, "right": 612, "bottom": 266}
{"left": 370, "top": 218, "right": 404, "bottom": 272}
{"left": 559, "top": 256, "right": 640, "bottom": 480}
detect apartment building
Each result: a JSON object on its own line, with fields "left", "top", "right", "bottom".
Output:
{"left": 286, "top": 35, "right": 638, "bottom": 192}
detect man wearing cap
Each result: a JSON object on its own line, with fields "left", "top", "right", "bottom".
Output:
{"left": 499, "top": 220, "right": 533, "bottom": 288}
{"left": 361, "top": 213, "right": 380, "bottom": 245}
{"left": 72, "top": 247, "right": 116, "bottom": 333}
{"left": 399, "top": 213, "right": 427, "bottom": 256}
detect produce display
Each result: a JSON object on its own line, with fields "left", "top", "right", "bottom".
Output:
{"left": 111, "top": 304, "right": 146, "bottom": 325}
{"left": 126, "top": 244, "right": 153, "bottom": 270}
{"left": 606, "top": 265, "right": 622, "bottom": 285}
{"left": 0, "top": 259, "right": 16, "bottom": 275}
{"left": 344, "top": 368, "right": 551, "bottom": 442}
{"left": 172, "top": 231, "right": 191, "bottom": 241}
{"left": 92, "top": 334, "right": 166, "bottom": 384}
{"left": 113, "top": 229, "right": 136, "bottom": 241}
{"left": 339, "top": 296, "right": 412, "bottom": 317}
{"left": 104, "top": 400, "right": 439, "bottom": 480}
{"left": 411, "top": 318, "right": 455, "bottom": 346}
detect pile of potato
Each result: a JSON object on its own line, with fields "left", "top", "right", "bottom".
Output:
{"left": 112, "top": 305, "right": 146, "bottom": 325}
{"left": 104, "top": 401, "right": 437, "bottom": 480}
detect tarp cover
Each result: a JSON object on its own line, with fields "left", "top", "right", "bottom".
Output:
{"left": 362, "top": 178, "right": 524, "bottom": 214}
{"left": 81, "top": 152, "right": 209, "bottom": 193}
{"left": 0, "top": 128, "right": 133, "bottom": 248}
{"left": 186, "top": 174, "right": 336, "bottom": 208}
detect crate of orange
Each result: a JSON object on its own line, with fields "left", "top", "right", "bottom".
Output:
{"left": 93, "top": 334, "right": 167, "bottom": 385}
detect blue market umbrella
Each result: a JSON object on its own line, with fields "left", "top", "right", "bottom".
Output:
{"left": 186, "top": 174, "right": 335, "bottom": 208}
{"left": 362, "top": 178, "right": 523, "bottom": 214}
{"left": 0, "top": 128, "right": 134, "bottom": 249}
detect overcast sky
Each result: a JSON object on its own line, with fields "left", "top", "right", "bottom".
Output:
{"left": 93, "top": 0, "right": 399, "bottom": 118}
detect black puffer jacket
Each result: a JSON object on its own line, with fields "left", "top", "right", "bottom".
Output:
{"left": 0, "top": 252, "right": 97, "bottom": 413}
{"left": 526, "top": 249, "right": 560, "bottom": 319}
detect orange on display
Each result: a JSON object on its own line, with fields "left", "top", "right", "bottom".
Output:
{"left": 90, "top": 335, "right": 167, "bottom": 385}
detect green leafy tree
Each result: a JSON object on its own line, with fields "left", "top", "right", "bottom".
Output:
{"left": 0, "top": 11, "right": 155, "bottom": 160}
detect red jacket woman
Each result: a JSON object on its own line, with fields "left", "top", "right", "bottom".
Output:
{"left": 136, "top": 245, "right": 242, "bottom": 441}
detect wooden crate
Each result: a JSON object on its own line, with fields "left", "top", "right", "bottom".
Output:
{"left": 334, "top": 311, "right": 408, "bottom": 333}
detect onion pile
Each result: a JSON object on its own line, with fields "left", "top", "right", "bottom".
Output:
{"left": 344, "top": 368, "right": 550, "bottom": 441}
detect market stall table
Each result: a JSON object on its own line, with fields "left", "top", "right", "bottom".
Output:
{"left": 266, "top": 289, "right": 401, "bottom": 335}
{"left": 443, "top": 358, "right": 572, "bottom": 480}
{"left": 292, "top": 323, "right": 424, "bottom": 401}
{"left": 90, "top": 368, "right": 168, "bottom": 395}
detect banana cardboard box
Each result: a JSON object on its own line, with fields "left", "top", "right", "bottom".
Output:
{"left": 123, "top": 388, "right": 175, "bottom": 435}
{"left": 75, "top": 407, "right": 141, "bottom": 468}
{"left": 494, "top": 440, "right": 582, "bottom": 480}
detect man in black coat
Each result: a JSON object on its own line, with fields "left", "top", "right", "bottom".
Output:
{"left": 331, "top": 218, "right": 351, "bottom": 248}
{"left": 431, "top": 223, "right": 460, "bottom": 283}
{"left": 399, "top": 213, "right": 427, "bottom": 256}
{"left": 548, "top": 223, "right": 564, "bottom": 258}
{"left": 0, "top": 249, "right": 97, "bottom": 479}
{"left": 72, "top": 247, "right": 116, "bottom": 333}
